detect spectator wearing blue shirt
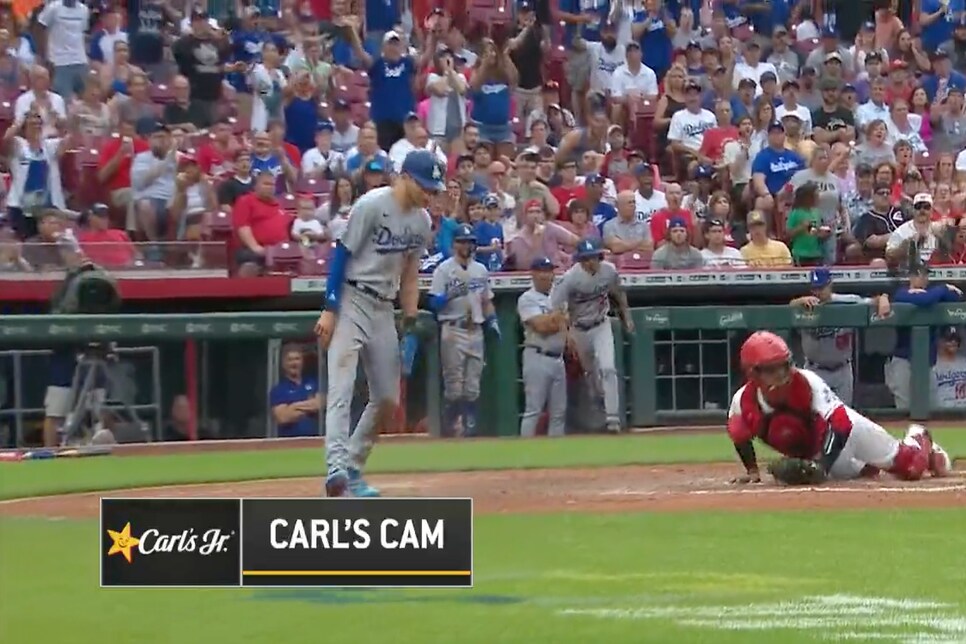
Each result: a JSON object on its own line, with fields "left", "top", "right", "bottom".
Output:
{"left": 475, "top": 194, "right": 505, "bottom": 271}
{"left": 469, "top": 39, "right": 517, "bottom": 153}
{"left": 741, "top": 0, "right": 795, "bottom": 36}
{"left": 887, "top": 264, "right": 964, "bottom": 409}
{"left": 346, "top": 23, "right": 415, "bottom": 151}
{"left": 88, "top": 7, "right": 127, "bottom": 70}
{"left": 585, "top": 173, "right": 618, "bottom": 232}
{"left": 751, "top": 122, "right": 805, "bottom": 206}
{"left": 250, "top": 131, "right": 295, "bottom": 195}
{"left": 344, "top": 125, "right": 390, "bottom": 174}
{"left": 921, "top": 49, "right": 966, "bottom": 102}
{"left": 633, "top": 1, "right": 674, "bottom": 81}
{"left": 919, "top": 0, "right": 965, "bottom": 53}
{"left": 228, "top": 7, "right": 269, "bottom": 99}
{"left": 270, "top": 346, "right": 321, "bottom": 438}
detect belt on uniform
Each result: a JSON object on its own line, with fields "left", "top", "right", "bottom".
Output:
{"left": 805, "top": 360, "right": 851, "bottom": 371}
{"left": 442, "top": 319, "right": 481, "bottom": 330}
{"left": 574, "top": 319, "right": 605, "bottom": 331}
{"left": 525, "top": 345, "right": 563, "bottom": 359}
{"left": 346, "top": 280, "right": 393, "bottom": 302}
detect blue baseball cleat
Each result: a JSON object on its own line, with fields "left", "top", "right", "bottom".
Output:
{"left": 325, "top": 470, "right": 348, "bottom": 497}
{"left": 347, "top": 468, "right": 380, "bottom": 497}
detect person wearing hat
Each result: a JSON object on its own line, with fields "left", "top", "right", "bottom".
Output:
{"left": 424, "top": 47, "right": 469, "bottom": 145}
{"left": 388, "top": 112, "right": 446, "bottom": 174}
{"left": 361, "top": 156, "right": 389, "bottom": 191}
{"left": 805, "top": 26, "right": 854, "bottom": 72}
{"left": 667, "top": 79, "right": 716, "bottom": 180}
{"left": 514, "top": 150, "right": 562, "bottom": 220}
{"left": 76, "top": 203, "right": 137, "bottom": 268}
{"left": 779, "top": 111, "right": 817, "bottom": 161}
{"left": 885, "top": 192, "right": 944, "bottom": 264}
{"left": 790, "top": 267, "right": 891, "bottom": 406}
{"left": 650, "top": 214, "right": 704, "bottom": 269}
{"left": 249, "top": 40, "right": 287, "bottom": 134}
{"left": 887, "top": 258, "right": 964, "bottom": 409}
{"left": 130, "top": 120, "right": 178, "bottom": 248}
{"left": 848, "top": 181, "right": 906, "bottom": 263}
{"left": 602, "top": 190, "right": 652, "bottom": 255}
{"left": 731, "top": 77, "right": 758, "bottom": 122}
{"left": 852, "top": 50, "right": 885, "bottom": 103}
{"left": 797, "top": 65, "right": 823, "bottom": 111}
{"left": 302, "top": 120, "right": 347, "bottom": 180}
{"left": 610, "top": 41, "right": 659, "bottom": 125}
{"left": 941, "top": 17, "right": 966, "bottom": 69}
{"left": 313, "top": 149, "right": 439, "bottom": 496}
{"left": 550, "top": 158, "right": 587, "bottom": 216}
{"left": 340, "top": 16, "right": 416, "bottom": 151}
{"left": 517, "top": 255, "right": 569, "bottom": 437}
{"left": 473, "top": 193, "right": 506, "bottom": 270}
{"left": 812, "top": 78, "right": 855, "bottom": 145}
{"left": 923, "top": 48, "right": 966, "bottom": 103}
{"left": 776, "top": 79, "right": 813, "bottom": 137}
{"left": 172, "top": 7, "right": 236, "bottom": 126}
{"left": 750, "top": 121, "right": 805, "bottom": 203}
{"left": 699, "top": 217, "right": 744, "bottom": 266}
{"left": 766, "top": 26, "right": 800, "bottom": 85}
{"left": 886, "top": 59, "right": 915, "bottom": 104}
{"left": 550, "top": 236, "right": 632, "bottom": 433}
{"left": 932, "top": 86, "right": 966, "bottom": 154}
{"left": 329, "top": 98, "right": 360, "bottom": 155}
{"left": 931, "top": 325, "right": 966, "bottom": 410}
{"left": 732, "top": 40, "right": 778, "bottom": 98}
{"left": 170, "top": 152, "right": 215, "bottom": 245}
{"left": 740, "top": 210, "right": 792, "bottom": 266}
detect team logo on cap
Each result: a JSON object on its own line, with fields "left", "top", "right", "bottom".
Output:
{"left": 432, "top": 163, "right": 442, "bottom": 180}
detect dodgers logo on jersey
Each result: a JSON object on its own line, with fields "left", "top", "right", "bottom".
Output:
{"left": 372, "top": 224, "right": 425, "bottom": 254}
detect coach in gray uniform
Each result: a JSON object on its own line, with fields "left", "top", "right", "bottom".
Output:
{"left": 790, "top": 267, "right": 891, "bottom": 405}
{"left": 518, "top": 256, "right": 569, "bottom": 437}
{"left": 551, "top": 237, "right": 634, "bottom": 433}
{"left": 428, "top": 223, "right": 501, "bottom": 437}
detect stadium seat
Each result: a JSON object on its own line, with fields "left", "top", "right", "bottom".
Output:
{"left": 279, "top": 193, "right": 298, "bottom": 212}
{"left": 265, "top": 242, "right": 304, "bottom": 273}
{"left": 617, "top": 251, "right": 652, "bottom": 270}
{"left": 208, "top": 210, "right": 234, "bottom": 243}
{"left": 350, "top": 102, "right": 370, "bottom": 125}
{"left": 298, "top": 256, "right": 328, "bottom": 275}
{"left": 150, "top": 84, "right": 175, "bottom": 104}
{"left": 295, "top": 177, "right": 333, "bottom": 196}
{"left": 335, "top": 83, "right": 368, "bottom": 104}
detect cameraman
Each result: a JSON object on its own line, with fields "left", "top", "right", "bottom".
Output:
{"left": 43, "top": 349, "right": 106, "bottom": 447}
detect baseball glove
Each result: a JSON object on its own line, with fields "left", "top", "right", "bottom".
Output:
{"left": 767, "top": 458, "right": 828, "bottom": 486}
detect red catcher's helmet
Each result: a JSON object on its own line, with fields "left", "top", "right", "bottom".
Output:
{"left": 740, "top": 331, "right": 792, "bottom": 372}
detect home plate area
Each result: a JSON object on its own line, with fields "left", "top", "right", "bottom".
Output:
{"left": 558, "top": 595, "right": 966, "bottom": 643}
{"left": 1, "top": 463, "right": 964, "bottom": 519}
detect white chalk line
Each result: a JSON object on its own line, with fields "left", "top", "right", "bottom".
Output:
{"left": 598, "top": 483, "right": 966, "bottom": 497}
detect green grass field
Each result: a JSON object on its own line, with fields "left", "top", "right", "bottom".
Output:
{"left": 2, "top": 431, "right": 966, "bottom": 644}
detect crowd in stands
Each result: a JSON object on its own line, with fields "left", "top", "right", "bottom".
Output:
{"left": 0, "top": 0, "right": 966, "bottom": 275}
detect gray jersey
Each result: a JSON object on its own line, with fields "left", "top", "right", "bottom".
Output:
{"left": 650, "top": 244, "right": 705, "bottom": 269}
{"left": 789, "top": 169, "right": 841, "bottom": 227}
{"left": 800, "top": 293, "right": 869, "bottom": 366}
{"left": 549, "top": 261, "right": 620, "bottom": 328}
{"left": 342, "top": 187, "right": 432, "bottom": 299}
{"left": 517, "top": 287, "right": 566, "bottom": 353}
{"left": 602, "top": 217, "right": 651, "bottom": 246}
{"left": 430, "top": 257, "right": 492, "bottom": 323}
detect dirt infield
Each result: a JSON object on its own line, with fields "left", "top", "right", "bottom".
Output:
{"left": 2, "top": 463, "right": 965, "bottom": 519}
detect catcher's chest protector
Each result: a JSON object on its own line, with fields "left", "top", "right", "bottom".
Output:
{"left": 741, "top": 376, "right": 826, "bottom": 459}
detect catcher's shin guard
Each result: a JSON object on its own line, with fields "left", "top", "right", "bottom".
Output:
{"left": 887, "top": 433, "right": 931, "bottom": 481}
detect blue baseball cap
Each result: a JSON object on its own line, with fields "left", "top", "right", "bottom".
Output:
{"left": 694, "top": 164, "right": 714, "bottom": 179}
{"left": 585, "top": 173, "right": 606, "bottom": 185}
{"left": 810, "top": 267, "right": 832, "bottom": 289}
{"left": 365, "top": 157, "right": 386, "bottom": 173}
{"left": 483, "top": 193, "right": 500, "bottom": 208}
{"left": 316, "top": 120, "right": 334, "bottom": 132}
{"left": 634, "top": 162, "right": 652, "bottom": 176}
{"left": 531, "top": 256, "right": 554, "bottom": 270}
{"left": 404, "top": 111, "right": 420, "bottom": 122}
{"left": 574, "top": 237, "right": 604, "bottom": 260}
{"left": 669, "top": 216, "right": 688, "bottom": 230}
{"left": 401, "top": 150, "right": 445, "bottom": 192}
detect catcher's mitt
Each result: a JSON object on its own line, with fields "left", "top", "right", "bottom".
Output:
{"left": 767, "top": 458, "right": 828, "bottom": 486}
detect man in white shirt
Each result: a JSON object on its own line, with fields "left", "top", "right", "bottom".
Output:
{"left": 330, "top": 99, "right": 360, "bottom": 155}
{"left": 775, "top": 80, "right": 813, "bottom": 136}
{"left": 577, "top": 23, "right": 625, "bottom": 95}
{"left": 130, "top": 121, "right": 177, "bottom": 247}
{"left": 886, "top": 193, "right": 942, "bottom": 263}
{"left": 700, "top": 218, "right": 744, "bottom": 266}
{"left": 38, "top": 0, "right": 90, "bottom": 100}
{"left": 854, "top": 78, "right": 891, "bottom": 137}
{"left": 301, "top": 121, "right": 346, "bottom": 179}
{"left": 732, "top": 41, "right": 778, "bottom": 97}
{"left": 609, "top": 41, "right": 659, "bottom": 126}
{"left": 667, "top": 80, "right": 716, "bottom": 178}
{"left": 632, "top": 163, "right": 668, "bottom": 224}
{"left": 15, "top": 65, "right": 67, "bottom": 138}
{"left": 90, "top": 6, "right": 127, "bottom": 69}
{"left": 388, "top": 113, "right": 447, "bottom": 173}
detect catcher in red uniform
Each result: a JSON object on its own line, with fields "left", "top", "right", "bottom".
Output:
{"left": 728, "top": 331, "right": 952, "bottom": 485}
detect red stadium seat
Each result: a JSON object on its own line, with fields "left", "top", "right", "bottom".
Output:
{"left": 209, "top": 210, "right": 234, "bottom": 243}
{"left": 279, "top": 193, "right": 298, "bottom": 212}
{"left": 265, "top": 242, "right": 304, "bottom": 274}
{"left": 617, "top": 251, "right": 652, "bottom": 270}
{"left": 150, "top": 84, "right": 175, "bottom": 104}
{"left": 350, "top": 102, "right": 370, "bottom": 125}
{"left": 335, "top": 83, "right": 368, "bottom": 104}
{"left": 299, "top": 256, "right": 329, "bottom": 275}
{"left": 295, "top": 177, "right": 333, "bottom": 196}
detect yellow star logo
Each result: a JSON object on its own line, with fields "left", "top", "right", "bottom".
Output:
{"left": 106, "top": 523, "right": 140, "bottom": 564}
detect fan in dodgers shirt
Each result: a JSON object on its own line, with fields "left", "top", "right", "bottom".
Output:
{"left": 931, "top": 326, "right": 966, "bottom": 410}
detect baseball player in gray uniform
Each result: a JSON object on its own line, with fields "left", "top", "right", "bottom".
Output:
{"left": 789, "top": 267, "right": 891, "bottom": 406}
{"left": 518, "top": 256, "right": 569, "bottom": 437}
{"left": 550, "top": 238, "right": 634, "bottom": 433}
{"left": 314, "top": 150, "right": 440, "bottom": 497}
{"left": 427, "top": 223, "right": 501, "bottom": 437}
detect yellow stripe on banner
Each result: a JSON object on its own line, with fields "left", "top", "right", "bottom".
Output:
{"left": 242, "top": 570, "right": 471, "bottom": 577}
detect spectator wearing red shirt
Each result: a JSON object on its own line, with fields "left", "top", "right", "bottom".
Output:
{"left": 96, "top": 116, "right": 149, "bottom": 230}
{"left": 550, "top": 158, "right": 586, "bottom": 221}
{"left": 232, "top": 171, "right": 295, "bottom": 275}
{"left": 268, "top": 119, "right": 301, "bottom": 167}
{"left": 196, "top": 118, "right": 240, "bottom": 179}
{"left": 886, "top": 61, "right": 914, "bottom": 104}
{"left": 77, "top": 204, "right": 138, "bottom": 268}
{"left": 649, "top": 183, "right": 694, "bottom": 245}
{"left": 698, "top": 100, "right": 738, "bottom": 166}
